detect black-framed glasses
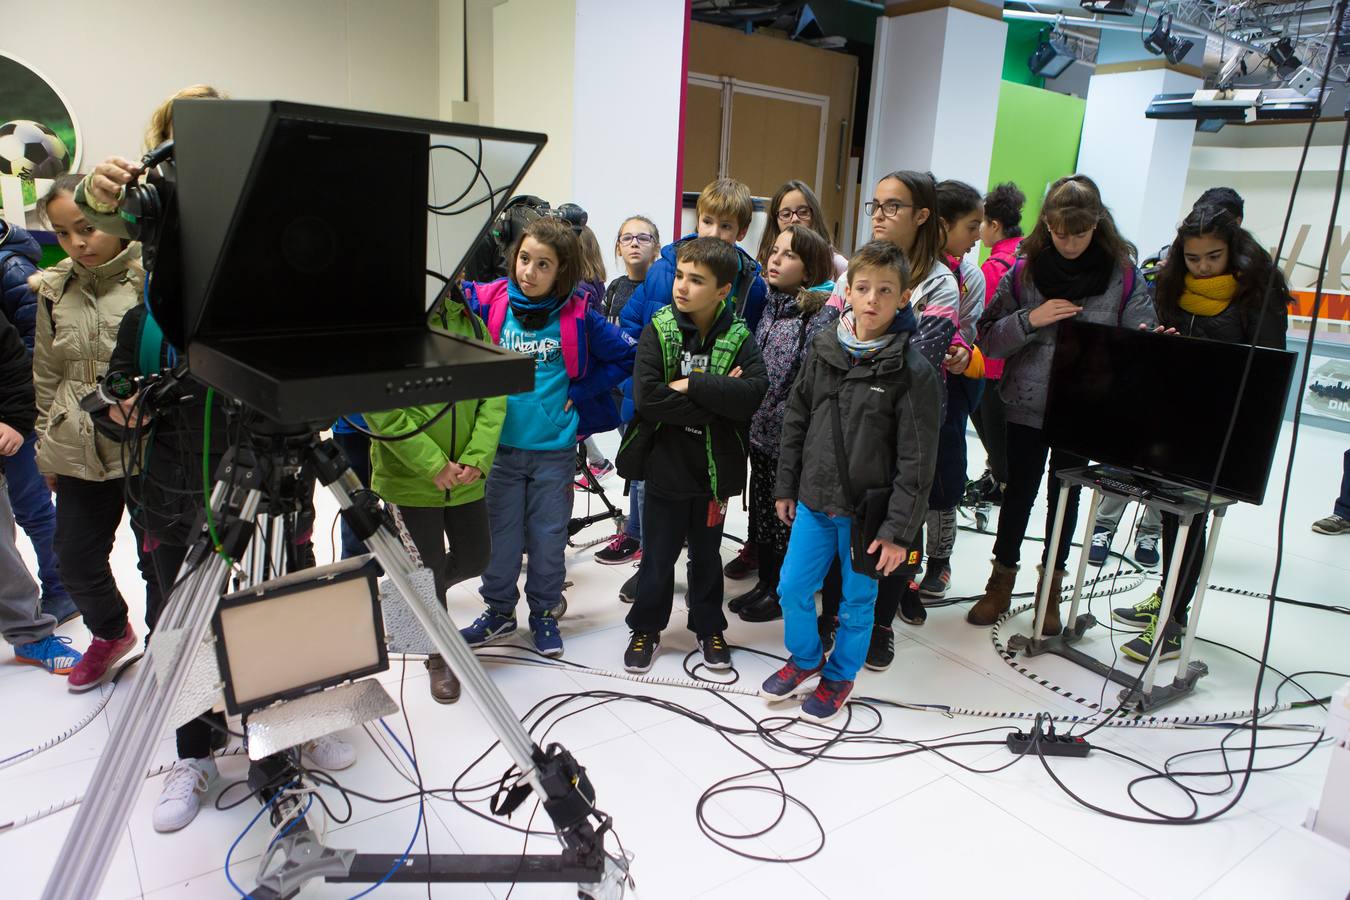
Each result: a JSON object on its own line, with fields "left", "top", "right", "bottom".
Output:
{"left": 776, "top": 206, "right": 813, "bottom": 223}
{"left": 865, "top": 199, "right": 912, "bottom": 219}
{"left": 618, "top": 233, "right": 656, "bottom": 247}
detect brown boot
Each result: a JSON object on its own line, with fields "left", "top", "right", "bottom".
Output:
{"left": 1035, "top": 566, "right": 1066, "bottom": 636}
{"left": 967, "top": 561, "right": 1018, "bottom": 626}
{"left": 426, "top": 655, "right": 461, "bottom": 704}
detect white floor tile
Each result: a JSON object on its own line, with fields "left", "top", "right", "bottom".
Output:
{"left": 1195, "top": 825, "right": 1350, "bottom": 900}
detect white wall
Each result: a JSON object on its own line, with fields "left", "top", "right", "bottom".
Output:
{"left": 1, "top": 0, "right": 440, "bottom": 168}
{"left": 1184, "top": 139, "right": 1350, "bottom": 292}
{"left": 1077, "top": 67, "right": 1201, "bottom": 254}
{"left": 858, "top": 8, "right": 1006, "bottom": 247}
{"left": 571, "top": 0, "right": 687, "bottom": 282}
{"left": 491, "top": 0, "right": 577, "bottom": 204}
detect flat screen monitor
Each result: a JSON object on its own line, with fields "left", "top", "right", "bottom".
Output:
{"left": 212, "top": 560, "right": 387, "bottom": 715}
{"left": 1043, "top": 320, "right": 1296, "bottom": 505}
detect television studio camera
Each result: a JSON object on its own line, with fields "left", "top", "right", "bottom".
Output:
{"left": 43, "top": 101, "right": 631, "bottom": 900}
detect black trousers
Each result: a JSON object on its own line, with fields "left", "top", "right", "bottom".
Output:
{"left": 970, "top": 381, "right": 1009, "bottom": 487}
{"left": 1160, "top": 511, "right": 1209, "bottom": 625}
{"left": 397, "top": 499, "right": 491, "bottom": 604}
{"left": 992, "top": 423, "right": 1088, "bottom": 572}
{"left": 145, "top": 542, "right": 222, "bottom": 760}
{"left": 626, "top": 490, "right": 727, "bottom": 636}
{"left": 53, "top": 475, "right": 159, "bottom": 641}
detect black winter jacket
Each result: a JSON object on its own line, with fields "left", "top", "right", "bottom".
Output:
{"left": 0, "top": 312, "right": 36, "bottom": 438}
{"left": 0, "top": 221, "right": 41, "bottom": 352}
{"left": 774, "top": 327, "right": 942, "bottom": 545}
{"left": 1158, "top": 279, "right": 1290, "bottom": 351}
{"left": 97, "top": 305, "right": 231, "bottom": 544}
{"left": 628, "top": 302, "right": 768, "bottom": 501}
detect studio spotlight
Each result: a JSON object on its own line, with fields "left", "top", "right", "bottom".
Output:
{"left": 1268, "top": 37, "right": 1302, "bottom": 78}
{"left": 1144, "top": 13, "right": 1196, "bottom": 66}
{"left": 1029, "top": 27, "right": 1077, "bottom": 78}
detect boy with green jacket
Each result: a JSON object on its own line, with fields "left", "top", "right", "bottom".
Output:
{"left": 365, "top": 289, "right": 506, "bottom": 704}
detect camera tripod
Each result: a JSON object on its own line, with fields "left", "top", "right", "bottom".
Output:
{"left": 43, "top": 420, "right": 628, "bottom": 900}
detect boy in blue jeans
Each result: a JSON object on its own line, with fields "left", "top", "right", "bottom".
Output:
{"left": 761, "top": 241, "right": 941, "bottom": 723}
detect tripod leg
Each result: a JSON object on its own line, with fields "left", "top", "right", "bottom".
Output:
{"left": 43, "top": 487, "right": 263, "bottom": 900}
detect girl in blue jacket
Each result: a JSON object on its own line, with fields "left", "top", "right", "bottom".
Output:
{"left": 460, "top": 217, "right": 636, "bottom": 656}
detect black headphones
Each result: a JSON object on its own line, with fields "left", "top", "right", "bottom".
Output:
{"left": 119, "top": 139, "right": 176, "bottom": 242}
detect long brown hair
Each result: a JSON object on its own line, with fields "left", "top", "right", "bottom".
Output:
{"left": 880, "top": 170, "right": 943, "bottom": 284}
{"left": 145, "top": 84, "right": 224, "bottom": 150}
{"left": 508, "top": 217, "right": 581, "bottom": 300}
{"left": 1019, "top": 174, "right": 1137, "bottom": 286}
{"left": 756, "top": 179, "right": 833, "bottom": 265}
{"left": 576, "top": 225, "right": 607, "bottom": 283}
{"left": 1154, "top": 205, "right": 1285, "bottom": 330}
{"left": 777, "top": 225, "right": 835, "bottom": 316}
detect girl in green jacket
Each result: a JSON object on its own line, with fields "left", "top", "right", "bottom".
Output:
{"left": 364, "top": 288, "right": 506, "bottom": 703}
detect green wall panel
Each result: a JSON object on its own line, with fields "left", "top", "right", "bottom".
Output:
{"left": 987, "top": 80, "right": 1086, "bottom": 235}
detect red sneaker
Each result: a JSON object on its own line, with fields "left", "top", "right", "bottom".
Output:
{"left": 722, "top": 542, "right": 758, "bottom": 580}
{"left": 67, "top": 623, "right": 138, "bottom": 693}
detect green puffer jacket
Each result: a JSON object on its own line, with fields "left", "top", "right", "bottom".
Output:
{"left": 30, "top": 243, "right": 144, "bottom": 481}
{"left": 365, "top": 295, "right": 506, "bottom": 507}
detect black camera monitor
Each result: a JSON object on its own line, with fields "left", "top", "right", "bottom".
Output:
{"left": 1044, "top": 319, "right": 1296, "bottom": 506}
{"left": 169, "top": 100, "right": 543, "bottom": 424}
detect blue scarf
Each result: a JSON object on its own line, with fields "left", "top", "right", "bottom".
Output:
{"left": 836, "top": 305, "right": 916, "bottom": 361}
{"left": 507, "top": 279, "right": 566, "bottom": 329}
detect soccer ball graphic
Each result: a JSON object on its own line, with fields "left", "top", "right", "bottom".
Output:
{"left": 0, "top": 120, "right": 71, "bottom": 180}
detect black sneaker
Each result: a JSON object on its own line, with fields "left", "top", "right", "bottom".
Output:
{"left": 898, "top": 582, "right": 927, "bottom": 626}
{"left": 818, "top": 615, "right": 837, "bottom": 656}
{"left": 864, "top": 625, "right": 895, "bottom": 671}
{"left": 727, "top": 583, "right": 766, "bottom": 614}
{"left": 917, "top": 560, "right": 950, "bottom": 599}
{"left": 698, "top": 632, "right": 732, "bottom": 670}
{"left": 1111, "top": 591, "right": 1162, "bottom": 629}
{"left": 618, "top": 570, "right": 639, "bottom": 604}
{"left": 594, "top": 534, "right": 641, "bottom": 565}
{"left": 623, "top": 630, "right": 660, "bottom": 673}
{"left": 1120, "top": 616, "right": 1183, "bottom": 663}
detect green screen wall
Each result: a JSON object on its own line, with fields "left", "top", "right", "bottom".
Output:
{"left": 1002, "top": 20, "right": 1046, "bottom": 88}
{"left": 987, "top": 80, "right": 1087, "bottom": 237}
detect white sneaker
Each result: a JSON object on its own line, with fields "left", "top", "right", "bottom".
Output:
{"left": 153, "top": 757, "right": 217, "bottom": 833}
{"left": 302, "top": 732, "right": 357, "bottom": 771}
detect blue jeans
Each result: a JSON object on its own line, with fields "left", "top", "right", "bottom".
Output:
{"left": 4, "top": 431, "right": 66, "bottom": 600}
{"left": 333, "top": 431, "right": 372, "bottom": 560}
{"left": 480, "top": 446, "right": 574, "bottom": 616}
{"left": 779, "top": 502, "right": 879, "bottom": 682}
{"left": 626, "top": 479, "right": 644, "bottom": 544}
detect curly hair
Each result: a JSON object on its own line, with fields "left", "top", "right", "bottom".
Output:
{"left": 983, "top": 182, "right": 1026, "bottom": 237}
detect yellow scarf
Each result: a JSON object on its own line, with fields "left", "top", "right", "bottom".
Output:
{"left": 1179, "top": 273, "right": 1238, "bottom": 317}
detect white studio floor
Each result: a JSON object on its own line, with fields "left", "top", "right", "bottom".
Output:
{"left": 3, "top": 422, "right": 1350, "bottom": 900}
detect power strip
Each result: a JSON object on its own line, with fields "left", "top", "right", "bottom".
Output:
{"left": 1006, "top": 731, "right": 1092, "bottom": 758}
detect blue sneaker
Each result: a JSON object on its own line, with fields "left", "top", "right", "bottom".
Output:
{"left": 1088, "top": 527, "right": 1112, "bottom": 567}
{"left": 800, "top": 678, "right": 854, "bottom": 725}
{"left": 1133, "top": 533, "right": 1161, "bottom": 568}
{"left": 460, "top": 609, "right": 517, "bottom": 647}
{"left": 759, "top": 658, "right": 822, "bottom": 701}
{"left": 528, "top": 611, "right": 563, "bottom": 658}
{"left": 14, "top": 635, "right": 83, "bottom": 675}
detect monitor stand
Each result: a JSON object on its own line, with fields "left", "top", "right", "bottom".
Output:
{"left": 1005, "top": 465, "right": 1238, "bottom": 713}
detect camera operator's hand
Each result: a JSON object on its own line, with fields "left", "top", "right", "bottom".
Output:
{"left": 107, "top": 395, "right": 148, "bottom": 428}
{"left": 1028, "top": 299, "right": 1083, "bottom": 329}
{"left": 1139, "top": 323, "right": 1180, "bottom": 336}
{"left": 87, "top": 156, "right": 144, "bottom": 209}
{"left": 433, "top": 460, "right": 464, "bottom": 491}
{"left": 0, "top": 422, "right": 22, "bottom": 456}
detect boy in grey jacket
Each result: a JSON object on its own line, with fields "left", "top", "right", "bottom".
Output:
{"left": 759, "top": 241, "right": 941, "bottom": 724}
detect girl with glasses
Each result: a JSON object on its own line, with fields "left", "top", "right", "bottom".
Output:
{"left": 756, "top": 180, "right": 848, "bottom": 282}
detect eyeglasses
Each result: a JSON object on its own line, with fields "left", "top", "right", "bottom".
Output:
{"left": 618, "top": 233, "right": 656, "bottom": 247}
{"left": 776, "top": 206, "right": 813, "bottom": 223}
{"left": 865, "top": 199, "right": 913, "bottom": 219}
